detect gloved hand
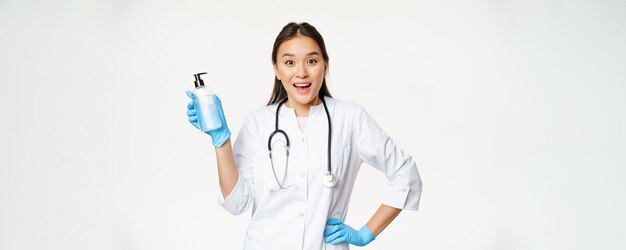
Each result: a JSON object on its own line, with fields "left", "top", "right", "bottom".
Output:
{"left": 324, "top": 219, "right": 375, "bottom": 246}
{"left": 185, "top": 90, "right": 231, "bottom": 147}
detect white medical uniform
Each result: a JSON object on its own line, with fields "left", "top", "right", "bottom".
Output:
{"left": 217, "top": 96, "right": 422, "bottom": 250}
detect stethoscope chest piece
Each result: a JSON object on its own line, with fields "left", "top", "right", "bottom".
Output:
{"left": 323, "top": 172, "right": 338, "bottom": 188}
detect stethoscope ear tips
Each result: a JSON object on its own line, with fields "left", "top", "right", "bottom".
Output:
{"left": 323, "top": 172, "right": 338, "bottom": 188}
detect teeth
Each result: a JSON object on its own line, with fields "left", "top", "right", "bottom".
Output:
{"left": 294, "top": 83, "right": 311, "bottom": 87}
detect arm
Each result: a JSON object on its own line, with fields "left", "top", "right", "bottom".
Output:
{"left": 356, "top": 107, "right": 422, "bottom": 212}
{"left": 365, "top": 204, "right": 402, "bottom": 237}
{"left": 214, "top": 138, "right": 239, "bottom": 198}
{"left": 186, "top": 92, "right": 255, "bottom": 215}
{"left": 214, "top": 129, "right": 256, "bottom": 215}
{"left": 356, "top": 107, "right": 421, "bottom": 238}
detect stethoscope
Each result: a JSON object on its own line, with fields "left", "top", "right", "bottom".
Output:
{"left": 267, "top": 97, "right": 338, "bottom": 190}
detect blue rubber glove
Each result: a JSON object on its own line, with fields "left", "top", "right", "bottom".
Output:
{"left": 324, "top": 219, "right": 375, "bottom": 246}
{"left": 185, "top": 90, "right": 231, "bottom": 147}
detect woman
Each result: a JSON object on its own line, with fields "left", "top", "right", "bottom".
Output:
{"left": 185, "top": 22, "right": 422, "bottom": 249}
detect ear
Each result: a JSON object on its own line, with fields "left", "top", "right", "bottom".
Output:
{"left": 273, "top": 64, "right": 281, "bottom": 81}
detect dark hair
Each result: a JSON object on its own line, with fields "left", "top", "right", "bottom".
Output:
{"left": 267, "top": 22, "right": 332, "bottom": 105}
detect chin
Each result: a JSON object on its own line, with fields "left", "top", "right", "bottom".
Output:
{"left": 294, "top": 95, "right": 312, "bottom": 104}
{"left": 291, "top": 93, "right": 318, "bottom": 105}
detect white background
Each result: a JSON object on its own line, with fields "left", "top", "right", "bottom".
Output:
{"left": 1, "top": 0, "right": 625, "bottom": 249}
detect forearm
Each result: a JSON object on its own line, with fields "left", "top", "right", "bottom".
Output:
{"left": 365, "top": 204, "right": 402, "bottom": 237}
{"left": 214, "top": 138, "right": 239, "bottom": 198}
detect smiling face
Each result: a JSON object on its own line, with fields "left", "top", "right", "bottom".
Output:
{"left": 273, "top": 35, "right": 327, "bottom": 107}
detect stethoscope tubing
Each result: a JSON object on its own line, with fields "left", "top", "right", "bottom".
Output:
{"left": 267, "top": 97, "right": 335, "bottom": 189}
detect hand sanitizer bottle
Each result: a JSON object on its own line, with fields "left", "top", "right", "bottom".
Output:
{"left": 192, "top": 72, "right": 222, "bottom": 132}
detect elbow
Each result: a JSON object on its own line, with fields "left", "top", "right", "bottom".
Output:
{"left": 221, "top": 196, "right": 253, "bottom": 216}
{"left": 217, "top": 177, "right": 254, "bottom": 215}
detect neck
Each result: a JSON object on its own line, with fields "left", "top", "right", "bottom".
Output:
{"left": 286, "top": 96, "right": 321, "bottom": 117}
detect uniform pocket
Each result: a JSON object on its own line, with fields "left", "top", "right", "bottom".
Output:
{"left": 324, "top": 242, "right": 350, "bottom": 250}
{"left": 262, "top": 157, "right": 278, "bottom": 191}
{"left": 333, "top": 145, "right": 351, "bottom": 182}
{"left": 263, "top": 141, "right": 289, "bottom": 191}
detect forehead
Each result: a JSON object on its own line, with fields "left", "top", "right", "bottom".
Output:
{"left": 278, "top": 35, "right": 322, "bottom": 56}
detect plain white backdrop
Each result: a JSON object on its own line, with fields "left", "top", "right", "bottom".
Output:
{"left": 1, "top": 0, "right": 625, "bottom": 249}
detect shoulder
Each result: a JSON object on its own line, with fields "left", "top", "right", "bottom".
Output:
{"left": 326, "top": 96, "right": 367, "bottom": 119}
{"left": 241, "top": 103, "right": 277, "bottom": 124}
{"left": 236, "top": 104, "right": 276, "bottom": 139}
{"left": 252, "top": 105, "right": 274, "bottom": 117}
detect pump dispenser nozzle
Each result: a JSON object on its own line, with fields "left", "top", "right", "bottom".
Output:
{"left": 194, "top": 72, "right": 207, "bottom": 88}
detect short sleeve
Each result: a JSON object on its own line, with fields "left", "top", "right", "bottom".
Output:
{"left": 356, "top": 108, "right": 422, "bottom": 211}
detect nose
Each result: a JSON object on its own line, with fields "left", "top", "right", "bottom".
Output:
{"left": 295, "top": 64, "right": 308, "bottom": 78}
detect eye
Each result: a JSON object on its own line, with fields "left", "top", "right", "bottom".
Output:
{"left": 308, "top": 59, "right": 318, "bottom": 64}
{"left": 285, "top": 60, "right": 294, "bottom": 65}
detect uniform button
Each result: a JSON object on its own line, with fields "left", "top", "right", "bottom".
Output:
{"left": 301, "top": 173, "right": 306, "bottom": 177}
{"left": 299, "top": 213, "right": 304, "bottom": 217}
{"left": 301, "top": 138, "right": 305, "bottom": 142}
{"left": 402, "top": 188, "right": 407, "bottom": 192}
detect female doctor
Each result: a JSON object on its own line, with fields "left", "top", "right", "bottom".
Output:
{"left": 185, "top": 22, "right": 422, "bottom": 249}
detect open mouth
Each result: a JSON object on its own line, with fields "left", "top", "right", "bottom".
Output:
{"left": 293, "top": 83, "right": 312, "bottom": 89}
{"left": 293, "top": 83, "right": 312, "bottom": 93}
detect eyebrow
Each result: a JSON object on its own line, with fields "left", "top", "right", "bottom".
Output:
{"left": 281, "top": 52, "right": 320, "bottom": 58}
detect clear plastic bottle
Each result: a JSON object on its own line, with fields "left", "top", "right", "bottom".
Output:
{"left": 192, "top": 72, "right": 222, "bottom": 132}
